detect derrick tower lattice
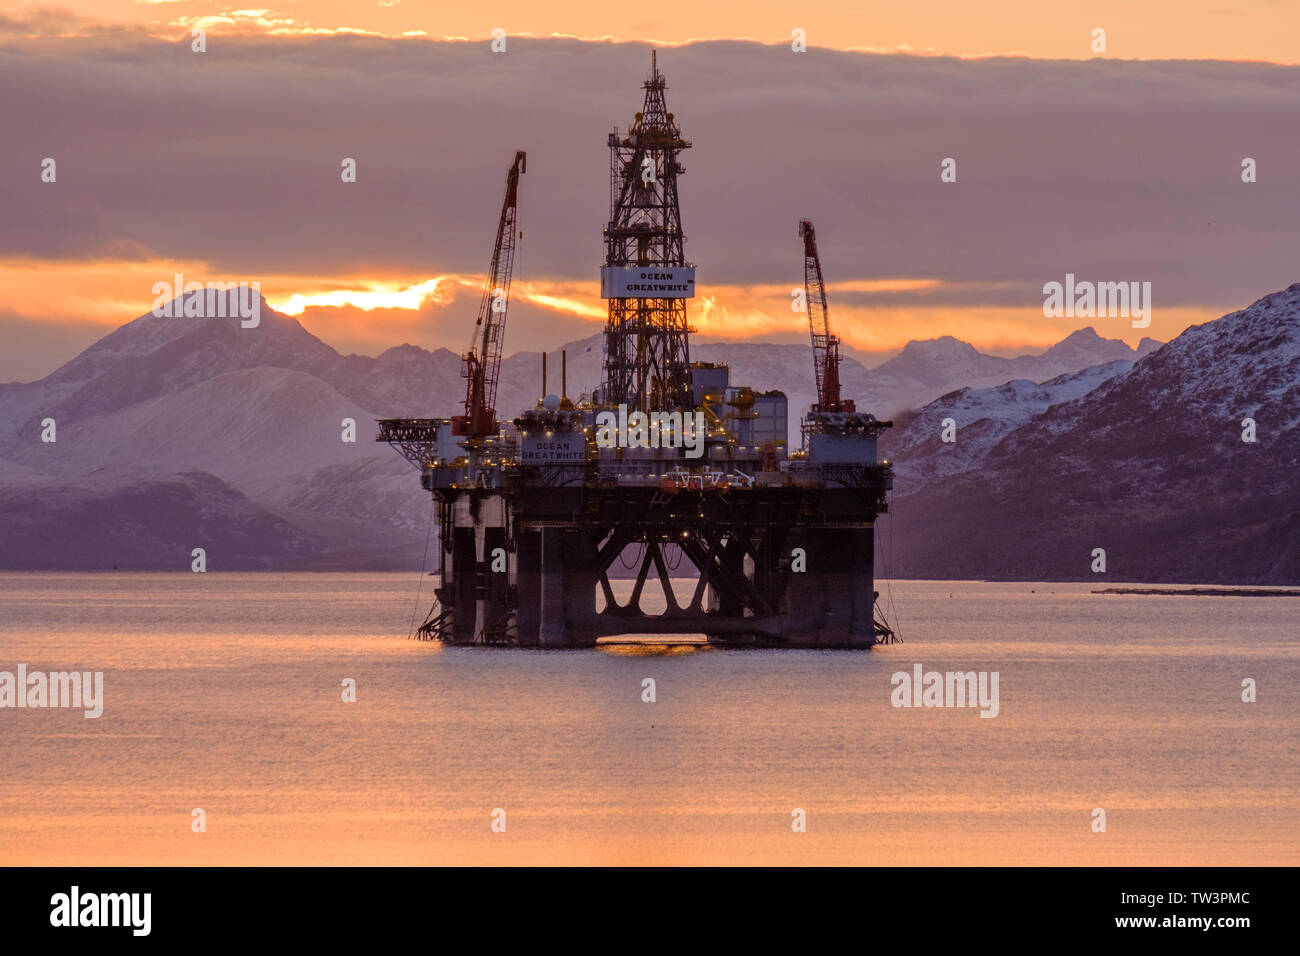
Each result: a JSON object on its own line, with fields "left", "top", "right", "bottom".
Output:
{"left": 601, "top": 51, "right": 694, "bottom": 413}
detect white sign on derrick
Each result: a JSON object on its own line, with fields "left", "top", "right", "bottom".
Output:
{"left": 600, "top": 266, "right": 696, "bottom": 299}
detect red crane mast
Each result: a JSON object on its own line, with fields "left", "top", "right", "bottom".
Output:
{"left": 452, "top": 150, "right": 526, "bottom": 438}
{"left": 799, "top": 219, "right": 855, "bottom": 414}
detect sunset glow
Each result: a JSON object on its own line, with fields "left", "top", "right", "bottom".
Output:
{"left": 0, "top": 255, "right": 1206, "bottom": 381}
{"left": 10, "top": 1, "right": 1300, "bottom": 63}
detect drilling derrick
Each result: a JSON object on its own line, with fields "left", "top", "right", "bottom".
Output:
{"left": 800, "top": 219, "right": 855, "bottom": 414}
{"left": 453, "top": 150, "right": 526, "bottom": 438}
{"left": 600, "top": 50, "right": 695, "bottom": 412}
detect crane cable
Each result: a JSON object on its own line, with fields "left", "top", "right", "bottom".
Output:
{"left": 408, "top": 494, "right": 437, "bottom": 639}
{"left": 618, "top": 541, "right": 645, "bottom": 570}
{"left": 665, "top": 541, "right": 685, "bottom": 571}
{"left": 881, "top": 506, "right": 901, "bottom": 642}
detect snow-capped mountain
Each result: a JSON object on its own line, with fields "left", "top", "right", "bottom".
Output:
{"left": 879, "top": 359, "right": 1136, "bottom": 481}
{"left": 0, "top": 297, "right": 436, "bottom": 569}
{"left": 882, "top": 284, "right": 1300, "bottom": 584}
{"left": 844, "top": 327, "right": 1152, "bottom": 419}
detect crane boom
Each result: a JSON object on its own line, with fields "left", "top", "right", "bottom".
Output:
{"left": 453, "top": 150, "right": 526, "bottom": 438}
{"left": 799, "top": 219, "right": 854, "bottom": 414}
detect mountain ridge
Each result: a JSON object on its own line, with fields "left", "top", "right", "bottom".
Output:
{"left": 12, "top": 286, "right": 1291, "bottom": 582}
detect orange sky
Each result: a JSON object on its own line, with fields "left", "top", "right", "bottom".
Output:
{"left": 17, "top": 1, "right": 1300, "bottom": 63}
{"left": 0, "top": 257, "right": 1209, "bottom": 368}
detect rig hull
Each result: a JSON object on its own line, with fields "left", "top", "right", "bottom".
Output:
{"left": 426, "top": 476, "right": 889, "bottom": 647}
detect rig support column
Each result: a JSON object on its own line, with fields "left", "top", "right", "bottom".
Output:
{"left": 515, "top": 528, "right": 541, "bottom": 646}
{"left": 539, "top": 527, "right": 566, "bottom": 646}
{"left": 849, "top": 526, "right": 876, "bottom": 647}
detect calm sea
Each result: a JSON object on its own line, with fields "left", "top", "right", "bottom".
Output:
{"left": 1, "top": 573, "right": 1295, "bottom": 865}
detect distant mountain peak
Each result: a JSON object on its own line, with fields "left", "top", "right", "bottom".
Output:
{"left": 377, "top": 343, "right": 432, "bottom": 360}
{"left": 897, "top": 336, "right": 981, "bottom": 360}
{"left": 1136, "top": 337, "right": 1163, "bottom": 358}
{"left": 1043, "top": 325, "right": 1128, "bottom": 351}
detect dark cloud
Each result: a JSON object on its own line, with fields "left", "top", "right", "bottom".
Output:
{"left": 0, "top": 35, "right": 1297, "bottom": 309}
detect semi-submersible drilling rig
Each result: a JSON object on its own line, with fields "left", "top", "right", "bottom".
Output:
{"left": 378, "top": 53, "right": 895, "bottom": 647}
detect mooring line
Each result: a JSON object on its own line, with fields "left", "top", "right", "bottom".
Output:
{"left": 409, "top": 493, "right": 436, "bottom": 638}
